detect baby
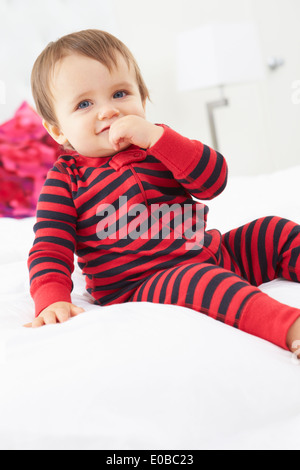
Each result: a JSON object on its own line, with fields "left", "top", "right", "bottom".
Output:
{"left": 27, "top": 29, "right": 300, "bottom": 355}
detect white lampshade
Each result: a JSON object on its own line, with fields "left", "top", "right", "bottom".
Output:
{"left": 177, "top": 22, "right": 265, "bottom": 91}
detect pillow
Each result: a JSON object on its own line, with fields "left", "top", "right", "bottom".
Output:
{"left": 0, "top": 101, "right": 61, "bottom": 218}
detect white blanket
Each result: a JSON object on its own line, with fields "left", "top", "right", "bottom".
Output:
{"left": 1, "top": 165, "right": 300, "bottom": 450}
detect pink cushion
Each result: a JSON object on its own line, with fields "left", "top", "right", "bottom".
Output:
{"left": 0, "top": 102, "right": 61, "bottom": 218}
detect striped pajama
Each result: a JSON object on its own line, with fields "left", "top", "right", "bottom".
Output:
{"left": 28, "top": 125, "right": 300, "bottom": 349}
{"left": 129, "top": 216, "right": 300, "bottom": 349}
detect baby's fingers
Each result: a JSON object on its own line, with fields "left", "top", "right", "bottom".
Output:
{"left": 109, "top": 123, "right": 130, "bottom": 151}
{"left": 110, "top": 134, "right": 125, "bottom": 152}
{"left": 23, "top": 303, "right": 85, "bottom": 329}
{"left": 55, "top": 304, "right": 85, "bottom": 322}
{"left": 30, "top": 309, "right": 62, "bottom": 328}
{"left": 31, "top": 315, "right": 47, "bottom": 328}
{"left": 44, "top": 310, "right": 60, "bottom": 325}
{"left": 70, "top": 305, "right": 85, "bottom": 317}
{"left": 24, "top": 312, "right": 56, "bottom": 328}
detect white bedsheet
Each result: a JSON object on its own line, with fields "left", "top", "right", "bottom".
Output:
{"left": 1, "top": 165, "right": 300, "bottom": 450}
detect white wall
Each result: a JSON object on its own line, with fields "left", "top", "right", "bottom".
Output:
{"left": 1, "top": 0, "right": 299, "bottom": 176}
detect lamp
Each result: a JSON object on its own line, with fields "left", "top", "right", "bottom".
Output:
{"left": 176, "top": 23, "right": 265, "bottom": 151}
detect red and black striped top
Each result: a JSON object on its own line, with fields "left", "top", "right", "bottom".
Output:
{"left": 28, "top": 124, "right": 228, "bottom": 316}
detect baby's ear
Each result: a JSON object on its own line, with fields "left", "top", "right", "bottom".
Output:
{"left": 43, "top": 120, "right": 69, "bottom": 146}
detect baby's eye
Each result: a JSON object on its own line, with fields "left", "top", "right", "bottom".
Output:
{"left": 113, "top": 90, "right": 127, "bottom": 99}
{"left": 77, "top": 100, "right": 91, "bottom": 110}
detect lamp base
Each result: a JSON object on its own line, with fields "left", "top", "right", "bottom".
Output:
{"left": 206, "top": 97, "right": 229, "bottom": 151}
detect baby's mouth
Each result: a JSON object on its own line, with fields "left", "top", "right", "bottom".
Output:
{"left": 98, "top": 126, "right": 110, "bottom": 135}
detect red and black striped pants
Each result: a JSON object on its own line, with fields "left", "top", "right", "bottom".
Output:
{"left": 129, "top": 216, "right": 300, "bottom": 349}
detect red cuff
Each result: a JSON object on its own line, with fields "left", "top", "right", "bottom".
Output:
{"left": 148, "top": 124, "right": 203, "bottom": 177}
{"left": 32, "top": 281, "right": 72, "bottom": 317}
{"left": 239, "top": 293, "right": 300, "bottom": 350}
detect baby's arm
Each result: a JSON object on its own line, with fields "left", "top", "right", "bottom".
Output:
{"left": 28, "top": 160, "right": 78, "bottom": 322}
{"left": 24, "top": 302, "right": 84, "bottom": 328}
{"left": 109, "top": 115, "right": 228, "bottom": 201}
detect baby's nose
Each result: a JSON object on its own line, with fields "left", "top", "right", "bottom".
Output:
{"left": 97, "top": 107, "right": 120, "bottom": 120}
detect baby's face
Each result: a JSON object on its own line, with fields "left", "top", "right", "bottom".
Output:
{"left": 45, "top": 53, "right": 146, "bottom": 157}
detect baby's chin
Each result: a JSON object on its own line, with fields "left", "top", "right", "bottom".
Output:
{"left": 79, "top": 142, "right": 132, "bottom": 158}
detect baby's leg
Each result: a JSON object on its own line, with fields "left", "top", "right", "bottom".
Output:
{"left": 220, "top": 216, "right": 300, "bottom": 285}
{"left": 129, "top": 262, "right": 300, "bottom": 350}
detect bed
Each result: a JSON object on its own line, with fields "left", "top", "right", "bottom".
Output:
{"left": 1, "top": 157, "right": 300, "bottom": 450}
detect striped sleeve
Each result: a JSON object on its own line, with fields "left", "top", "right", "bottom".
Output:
{"left": 27, "top": 161, "right": 77, "bottom": 317}
{"left": 149, "top": 125, "right": 228, "bottom": 200}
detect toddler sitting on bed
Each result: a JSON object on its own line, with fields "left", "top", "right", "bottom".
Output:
{"left": 27, "top": 29, "right": 300, "bottom": 356}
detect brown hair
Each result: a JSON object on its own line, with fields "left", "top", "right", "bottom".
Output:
{"left": 31, "top": 29, "right": 150, "bottom": 125}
